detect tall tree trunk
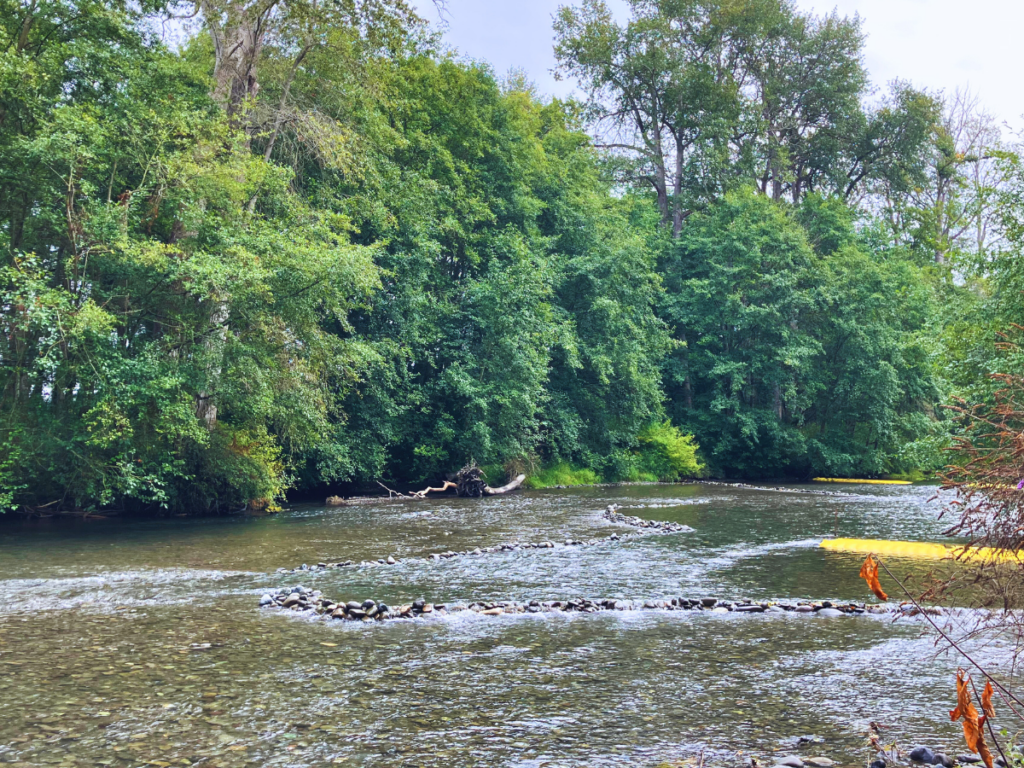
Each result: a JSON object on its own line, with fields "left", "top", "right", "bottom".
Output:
{"left": 202, "top": 0, "right": 278, "bottom": 131}
{"left": 193, "top": 0, "right": 277, "bottom": 426}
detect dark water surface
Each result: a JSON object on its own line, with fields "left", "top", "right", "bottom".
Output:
{"left": 0, "top": 483, "right": 1011, "bottom": 767}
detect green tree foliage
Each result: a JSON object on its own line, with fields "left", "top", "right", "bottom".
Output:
{"left": 661, "top": 191, "right": 939, "bottom": 477}
{"left": 0, "top": 1, "right": 380, "bottom": 511}
{"left": 0, "top": 1, "right": 676, "bottom": 511}
{"left": 330, "top": 59, "right": 672, "bottom": 482}
{"left": 4, "top": 0, "right": 988, "bottom": 512}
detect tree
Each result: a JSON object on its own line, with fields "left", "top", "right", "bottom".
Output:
{"left": 879, "top": 88, "right": 1006, "bottom": 265}
{"left": 660, "top": 190, "right": 940, "bottom": 477}
{"left": 554, "top": 0, "right": 751, "bottom": 235}
{"left": 554, "top": 0, "right": 938, "bottom": 234}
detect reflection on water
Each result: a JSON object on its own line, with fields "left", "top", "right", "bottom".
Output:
{"left": 0, "top": 483, "right": 1007, "bottom": 767}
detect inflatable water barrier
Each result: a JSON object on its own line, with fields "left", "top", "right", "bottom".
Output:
{"left": 812, "top": 478, "right": 912, "bottom": 485}
{"left": 820, "top": 537, "right": 1021, "bottom": 563}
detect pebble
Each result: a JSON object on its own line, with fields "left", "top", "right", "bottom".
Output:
{"left": 805, "top": 759, "right": 833, "bottom": 767}
{"left": 778, "top": 757, "right": 804, "bottom": 768}
{"left": 932, "top": 754, "right": 954, "bottom": 768}
{"left": 816, "top": 608, "right": 844, "bottom": 617}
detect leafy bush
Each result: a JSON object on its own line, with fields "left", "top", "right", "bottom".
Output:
{"left": 636, "top": 422, "right": 703, "bottom": 481}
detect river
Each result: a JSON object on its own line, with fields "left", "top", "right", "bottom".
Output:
{"left": 0, "top": 483, "right": 1010, "bottom": 767}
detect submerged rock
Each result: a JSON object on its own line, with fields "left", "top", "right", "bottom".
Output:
{"left": 909, "top": 747, "right": 935, "bottom": 764}
{"left": 816, "top": 608, "right": 844, "bottom": 617}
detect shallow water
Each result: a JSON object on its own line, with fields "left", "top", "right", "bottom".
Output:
{"left": 0, "top": 483, "right": 1012, "bottom": 767}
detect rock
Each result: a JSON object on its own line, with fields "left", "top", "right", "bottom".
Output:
{"left": 701, "top": 598, "right": 718, "bottom": 608}
{"left": 481, "top": 607, "right": 503, "bottom": 616}
{"left": 362, "top": 599, "right": 376, "bottom": 610}
{"left": 957, "top": 756, "right": 982, "bottom": 765}
{"left": 870, "top": 761, "right": 886, "bottom": 768}
{"left": 816, "top": 608, "right": 844, "bottom": 617}
{"left": 932, "top": 754, "right": 953, "bottom": 768}
{"left": 346, "top": 601, "right": 361, "bottom": 611}
{"left": 259, "top": 594, "right": 274, "bottom": 606}
{"left": 347, "top": 609, "right": 366, "bottom": 619}
{"left": 777, "top": 757, "right": 804, "bottom": 768}
{"left": 735, "top": 604, "right": 765, "bottom": 613}
{"left": 282, "top": 593, "right": 301, "bottom": 608}
{"left": 331, "top": 608, "right": 346, "bottom": 619}
{"left": 386, "top": 556, "right": 396, "bottom": 565}
{"left": 909, "top": 748, "right": 935, "bottom": 764}
{"left": 795, "top": 605, "right": 814, "bottom": 613}
{"left": 804, "top": 759, "right": 833, "bottom": 768}
{"left": 413, "top": 599, "right": 425, "bottom": 611}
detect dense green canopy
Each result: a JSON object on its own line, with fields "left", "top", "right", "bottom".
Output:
{"left": 0, "top": 0, "right": 1015, "bottom": 512}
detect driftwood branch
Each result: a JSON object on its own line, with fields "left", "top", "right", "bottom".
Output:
{"left": 376, "top": 481, "right": 409, "bottom": 499}
{"left": 411, "top": 481, "right": 457, "bottom": 499}
{"left": 327, "top": 467, "right": 526, "bottom": 506}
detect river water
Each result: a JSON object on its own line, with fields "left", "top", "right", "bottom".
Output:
{"left": 0, "top": 483, "right": 1011, "bottom": 768}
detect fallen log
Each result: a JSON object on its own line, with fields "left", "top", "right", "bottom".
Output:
{"left": 325, "top": 465, "right": 526, "bottom": 506}
{"left": 483, "top": 474, "right": 526, "bottom": 495}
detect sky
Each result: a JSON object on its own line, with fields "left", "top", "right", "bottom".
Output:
{"left": 411, "top": 0, "right": 1024, "bottom": 131}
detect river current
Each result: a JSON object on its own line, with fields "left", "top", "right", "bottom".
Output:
{"left": 0, "top": 483, "right": 1012, "bottom": 767}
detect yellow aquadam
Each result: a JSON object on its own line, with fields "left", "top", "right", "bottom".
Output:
{"left": 820, "top": 538, "right": 1022, "bottom": 563}
{"left": 813, "top": 477, "right": 912, "bottom": 485}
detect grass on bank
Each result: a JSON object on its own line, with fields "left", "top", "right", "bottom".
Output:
{"left": 523, "top": 463, "right": 604, "bottom": 489}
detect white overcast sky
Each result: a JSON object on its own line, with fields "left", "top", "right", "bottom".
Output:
{"left": 411, "top": 0, "right": 1024, "bottom": 131}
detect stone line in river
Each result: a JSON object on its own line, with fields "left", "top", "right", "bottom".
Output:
{"left": 695, "top": 480, "right": 858, "bottom": 498}
{"left": 259, "top": 586, "right": 901, "bottom": 622}
{"left": 277, "top": 505, "right": 693, "bottom": 574}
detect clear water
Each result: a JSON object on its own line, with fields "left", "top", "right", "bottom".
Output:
{"left": 0, "top": 483, "right": 1010, "bottom": 767}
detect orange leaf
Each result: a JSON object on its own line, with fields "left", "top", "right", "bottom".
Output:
{"left": 950, "top": 669, "right": 994, "bottom": 768}
{"left": 982, "top": 679, "right": 996, "bottom": 718}
{"left": 859, "top": 554, "right": 888, "bottom": 601}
